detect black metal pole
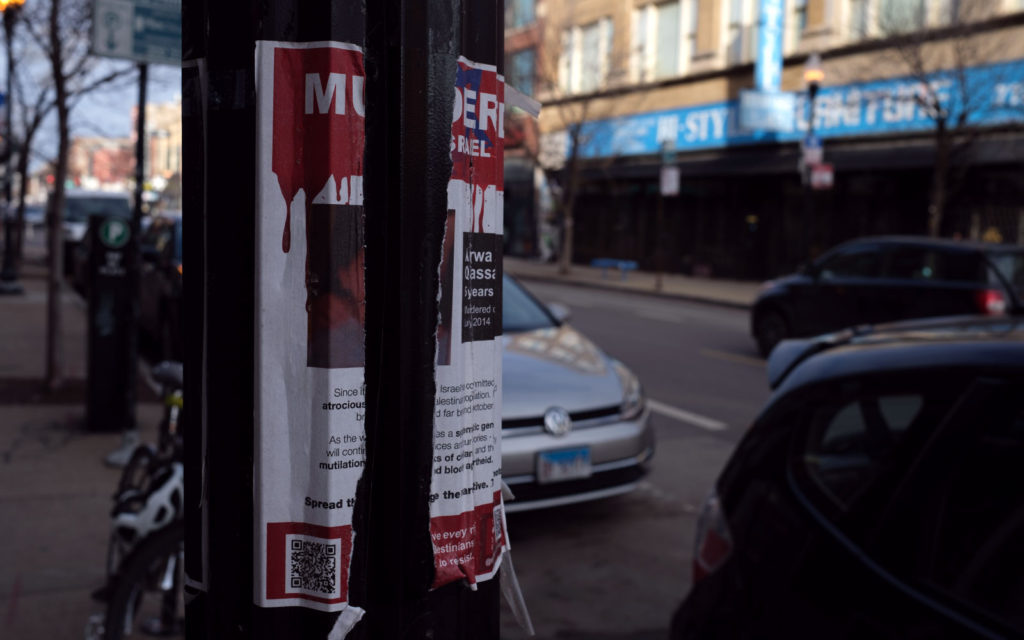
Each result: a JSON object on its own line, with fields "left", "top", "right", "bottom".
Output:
{"left": 133, "top": 63, "right": 147, "bottom": 229}
{"left": 360, "top": 0, "right": 501, "bottom": 636}
{"left": 0, "top": 5, "right": 21, "bottom": 294}
{"left": 802, "top": 82, "right": 818, "bottom": 263}
{"left": 183, "top": 1, "right": 501, "bottom": 638}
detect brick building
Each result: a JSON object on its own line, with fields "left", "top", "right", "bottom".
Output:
{"left": 506, "top": 0, "right": 1024, "bottom": 279}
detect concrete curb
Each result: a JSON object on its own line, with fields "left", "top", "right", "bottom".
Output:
{"left": 505, "top": 268, "right": 755, "bottom": 311}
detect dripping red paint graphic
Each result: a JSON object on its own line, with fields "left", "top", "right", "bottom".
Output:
{"left": 273, "top": 46, "right": 365, "bottom": 252}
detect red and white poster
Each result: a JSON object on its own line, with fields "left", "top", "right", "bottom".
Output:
{"left": 254, "top": 40, "right": 366, "bottom": 620}
{"left": 429, "top": 57, "right": 508, "bottom": 589}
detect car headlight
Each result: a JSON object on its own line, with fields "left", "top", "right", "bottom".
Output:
{"left": 612, "top": 360, "right": 644, "bottom": 420}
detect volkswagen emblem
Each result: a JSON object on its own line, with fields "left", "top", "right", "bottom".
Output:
{"left": 543, "top": 407, "right": 572, "bottom": 436}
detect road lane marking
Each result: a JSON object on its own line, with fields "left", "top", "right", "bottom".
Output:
{"left": 699, "top": 348, "right": 765, "bottom": 368}
{"left": 648, "top": 399, "right": 727, "bottom": 432}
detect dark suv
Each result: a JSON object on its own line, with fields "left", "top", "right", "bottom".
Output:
{"left": 672, "top": 317, "right": 1024, "bottom": 639}
{"left": 751, "top": 236, "right": 1024, "bottom": 356}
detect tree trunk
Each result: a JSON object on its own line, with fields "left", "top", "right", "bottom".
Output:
{"left": 13, "top": 129, "right": 34, "bottom": 265}
{"left": 557, "top": 130, "right": 582, "bottom": 275}
{"left": 928, "top": 118, "right": 949, "bottom": 238}
{"left": 45, "top": 0, "right": 67, "bottom": 391}
{"left": 558, "top": 202, "right": 574, "bottom": 275}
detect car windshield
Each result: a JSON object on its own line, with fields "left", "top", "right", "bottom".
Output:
{"left": 502, "top": 275, "right": 557, "bottom": 333}
{"left": 63, "top": 197, "right": 131, "bottom": 223}
{"left": 988, "top": 251, "right": 1024, "bottom": 307}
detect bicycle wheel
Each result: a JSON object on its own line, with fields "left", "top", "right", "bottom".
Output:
{"left": 103, "top": 520, "right": 185, "bottom": 640}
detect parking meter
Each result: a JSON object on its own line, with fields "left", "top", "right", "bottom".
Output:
{"left": 86, "top": 214, "right": 138, "bottom": 433}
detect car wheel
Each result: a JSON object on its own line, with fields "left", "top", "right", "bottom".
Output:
{"left": 755, "top": 311, "right": 787, "bottom": 357}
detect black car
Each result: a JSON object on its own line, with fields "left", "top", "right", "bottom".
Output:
{"left": 671, "top": 317, "right": 1024, "bottom": 639}
{"left": 751, "top": 236, "right": 1024, "bottom": 356}
{"left": 138, "top": 213, "right": 183, "bottom": 360}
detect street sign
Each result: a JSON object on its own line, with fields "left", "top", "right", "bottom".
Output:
{"left": 739, "top": 89, "right": 795, "bottom": 133}
{"left": 660, "top": 165, "right": 680, "bottom": 196}
{"left": 99, "top": 217, "right": 131, "bottom": 249}
{"left": 801, "top": 135, "right": 823, "bottom": 165}
{"left": 810, "top": 163, "right": 834, "bottom": 190}
{"left": 91, "top": 0, "right": 181, "bottom": 67}
{"left": 755, "top": 0, "right": 785, "bottom": 92}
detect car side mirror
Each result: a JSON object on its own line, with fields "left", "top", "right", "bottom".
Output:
{"left": 547, "top": 302, "right": 571, "bottom": 324}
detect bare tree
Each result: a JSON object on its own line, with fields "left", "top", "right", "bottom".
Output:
{"left": 528, "top": 9, "right": 643, "bottom": 275}
{"left": 9, "top": 41, "right": 134, "bottom": 267}
{"left": 16, "top": 0, "right": 133, "bottom": 390}
{"left": 867, "top": 0, "right": 1010, "bottom": 236}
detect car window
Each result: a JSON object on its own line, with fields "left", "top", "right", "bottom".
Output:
{"left": 817, "top": 246, "right": 881, "bottom": 280}
{"left": 882, "top": 247, "right": 982, "bottom": 282}
{"left": 987, "top": 251, "right": 1024, "bottom": 302}
{"left": 915, "top": 398, "right": 1024, "bottom": 634}
{"left": 63, "top": 196, "right": 131, "bottom": 222}
{"left": 803, "top": 394, "right": 923, "bottom": 509}
{"left": 502, "top": 275, "right": 556, "bottom": 333}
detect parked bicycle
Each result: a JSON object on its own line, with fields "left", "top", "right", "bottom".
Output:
{"left": 85, "top": 361, "right": 185, "bottom": 640}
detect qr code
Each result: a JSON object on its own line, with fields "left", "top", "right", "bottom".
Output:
{"left": 287, "top": 534, "right": 340, "bottom": 597}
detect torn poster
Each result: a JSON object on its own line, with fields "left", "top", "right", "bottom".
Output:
{"left": 255, "top": 40, "right": 366, "bottom": 614}
{"left": 430, "top": 56, "right": 508, "bottom": 589}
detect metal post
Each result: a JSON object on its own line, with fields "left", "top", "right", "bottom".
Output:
{"left": 0, "top": 4, "right": 22, "bottom": 294}
{"left": 802, "top": 82, "right": 818, "bottom": 262}
{"left": 654, "top": 189, "right": 664, "bottom": 292}
{"left": 183, "top": 1, "right": 502, "bottom": 638}
{"left": 361, "top": 1, "right": 501, "bottom": 636}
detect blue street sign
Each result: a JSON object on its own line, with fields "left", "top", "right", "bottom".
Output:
{"left": 91, "top": 0, "right": 181, "bottom": 67}
{"left": 564, "top": 58, "right": 1024, "bottom": 160}
{"left": 755, "top": 0, "right": 785, "bottom": 92}
{"left": 739, "top": 89, "right": 795, "bottom": 132}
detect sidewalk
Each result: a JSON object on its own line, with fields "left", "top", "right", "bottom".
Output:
{"left": 0, "top": 244, "right": 162, "bottom": 640}
{"left": 504, "top": 256, "right": 761, "bottom": 309}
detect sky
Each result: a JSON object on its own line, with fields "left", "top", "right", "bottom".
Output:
{"left": 5, "top": 8, "right": 183, "bottom": 170}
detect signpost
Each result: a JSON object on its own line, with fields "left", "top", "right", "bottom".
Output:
{"left": 89, "top": 0, "right": 180, "bottom": 465}
{"left": 738, "top": 89, "right": 795, "bottom": 132}
{"left": 810, "top": 163, "right": 834, "bottom": 190}
{"left": 801, "top": 134, "right": 823, "bottom": 165}
{"left": 659, "top": 165, "right": 680, "bottom": 197}
{"left": 91, "top": 0, "right": 181, "bottom": 66}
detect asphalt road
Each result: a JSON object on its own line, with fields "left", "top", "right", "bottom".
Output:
{"left": 500, "top": 279, "right": 772, "bottom": 640}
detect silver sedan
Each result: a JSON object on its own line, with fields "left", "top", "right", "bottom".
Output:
{"left": 501, "top": 275, "right": 654, "bottom": 512}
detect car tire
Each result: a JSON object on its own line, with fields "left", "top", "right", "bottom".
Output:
{"left": 755, "top": 311, "right": 787, "bottom": 358}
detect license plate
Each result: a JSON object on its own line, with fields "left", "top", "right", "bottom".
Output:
{"left": 537, "top": 448, "right": 592, "bottom": 484}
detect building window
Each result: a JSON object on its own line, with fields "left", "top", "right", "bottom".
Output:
{"left": 507, "top": 48, "right": 536, "bottom": 97}
{"left": 685, "top": 0, "right": 699, "bottom": 59}
{"left": 656, "top": 2, "right": 681, "bottom": 78}
{"left": 558, "top": 28, "right": 573, "bottom": 94}
{"left": 728, "top": 0, "right": 755, "bottom": 64}
{"left": 794, "top": 0, "right": 809, "bottom": 34}
{"left": 848, "top": 0, "right": 870, "bottom": 38}
{"left": 559, "top": 18, "right": 614, "bottom": 95}
{"left": 880, "top": 0, "right": 926, "bottom": 32}
{"left": 631, "top": 7, "right": 649, "bottom": 82}
{"left": 505, "top": 0, "right": 535, "bottom": 30}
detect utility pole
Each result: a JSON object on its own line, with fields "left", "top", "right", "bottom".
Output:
{"left": 183, "top": 1, "right": 505, "bottom": 638}
{"left": 0, "top": 0, "right": 23, "bottom": 295}
{"left": 800, "top": 52, "right": 823, "bottom": 263}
